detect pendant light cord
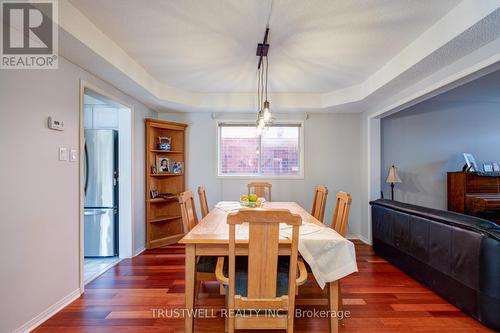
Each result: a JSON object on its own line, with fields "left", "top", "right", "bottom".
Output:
{"left": 261, "top": 58, "right": 265, "bottom": 109}
{"left": 257, "top": 68, "right": 260, "bottom": 111}
{"left": 265, "top": 55, "right": 269, "bottom": 101}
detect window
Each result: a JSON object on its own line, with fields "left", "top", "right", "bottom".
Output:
{"left": 218, "top": 123, "right": 303, "bottom": 177}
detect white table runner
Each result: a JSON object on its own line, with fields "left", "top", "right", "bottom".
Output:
{"left": 280, "top": 222, "right": 358, "bottom": 289}
{"left": 214, "top": 201, "right": 358, "bottom": 289}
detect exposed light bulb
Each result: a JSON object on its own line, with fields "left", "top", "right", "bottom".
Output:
{"left": 263, "top": 101, "right": 271, "bottom": 122}
{"left": 263, "top": 110, "right": 271, "bottom": 122}
{"left": 258, "top": 117, "right": 265, "bottom": 128}
{"left": 256, "top": 124, "right": 263, "bottom": 135}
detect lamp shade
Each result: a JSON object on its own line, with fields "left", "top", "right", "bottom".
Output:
{"left": 386, "top": 165, "right": 402, "bottom": 184}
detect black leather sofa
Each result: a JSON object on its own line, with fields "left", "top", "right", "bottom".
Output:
{"left": 370, "top": 199, "right": 500, "bottom": 330}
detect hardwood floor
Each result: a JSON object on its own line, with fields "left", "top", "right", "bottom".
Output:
{"left": 34, "top": 241, "right": 493, "bottom": 332}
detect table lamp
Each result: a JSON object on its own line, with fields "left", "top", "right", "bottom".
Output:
{"left": 386, "top": 165, "right": 402, "bottom": 201}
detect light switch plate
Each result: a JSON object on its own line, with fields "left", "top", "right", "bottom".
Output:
{"left": 59, "top": 147, "right": 68, "bottom": 161}
{"left": 69, "top": 149, "right": 78, "bottom": 162}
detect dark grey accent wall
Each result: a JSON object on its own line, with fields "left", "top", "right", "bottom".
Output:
{"left": 381, "top": 72, "right": 500, "bottom": 209}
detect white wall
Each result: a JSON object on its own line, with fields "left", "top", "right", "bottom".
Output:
{"left": 381, "top": 98, "right": 500, "bottom": 209}
{"left": 0, "top": 57, "right": 155, "bottom": 333}
{"left": 158, "top": 112, "right": 362, "bottom": 236}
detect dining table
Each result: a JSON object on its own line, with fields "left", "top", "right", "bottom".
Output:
{"left": 179, "top": 201, "right": 356, "bottom": 333}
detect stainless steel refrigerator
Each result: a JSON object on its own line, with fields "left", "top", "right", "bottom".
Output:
{"left": 84, "top": 129, "right": 118, "bottom": 257}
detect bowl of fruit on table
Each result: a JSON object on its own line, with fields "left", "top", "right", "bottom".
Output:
{"left": 240, "top": 194, "right": 265, "bottom": 208}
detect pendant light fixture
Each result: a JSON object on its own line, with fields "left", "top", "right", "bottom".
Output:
{"left": 256, "top": 24, "right": 272, "bottom": 134}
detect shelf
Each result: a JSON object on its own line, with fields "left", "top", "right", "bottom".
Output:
{"left": 150, "top": 150, "right": 184, "bottom": 153}
{"left": 148, "top": 197, "right": 178, "bottom": 204}
{"left": 149, "top": 215, "right": 182, "bottom": 223}
{"left": 148, "top": 233, "right": 185, "bottom": 248}
{"left": 146, "top": 119, "right": 187, "bottom": 249}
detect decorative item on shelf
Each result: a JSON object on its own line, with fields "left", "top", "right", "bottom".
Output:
{"left": 172, "top": 161, "right": 184, "bottom": 174}
{"left": 157, "top": 136, "right": 171, "bottom": 151}
{"left": 463, "top": 153, "right": 478, "bottom": 172}
{"left": 493, "top": 163, "right": 500, "bottom": 172}
{"left": 386, "top": 165, "right": 402, "bottom": 201}
{"left": 151, "top": 164, "right": 157, "bottom": 174}
{"left": 483, "top": 163, "right": 494, "bottom": 172}
{"left": 157, "top": 156, "right": 170, "bottom": 173}
{"left": 150, "top": 189, "right": 159, "bottom": 199}
{"left": 157, "top": 192, "right": 177, "bottom": 200}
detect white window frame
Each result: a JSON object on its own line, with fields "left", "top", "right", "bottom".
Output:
{"left": 216, "top": 121, "right": 305, "bottom": 179}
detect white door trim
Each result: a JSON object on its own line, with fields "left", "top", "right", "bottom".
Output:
{"left": 79, "top": 80, "right": 135, "bottom": 293}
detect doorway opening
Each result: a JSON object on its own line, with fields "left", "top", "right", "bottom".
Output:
{"left": 80, "top": 84, "right": 133, "bottom": 287}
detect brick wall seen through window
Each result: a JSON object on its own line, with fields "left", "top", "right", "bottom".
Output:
{"left": 219, "top": 124, "right": 301, "bottom": 176}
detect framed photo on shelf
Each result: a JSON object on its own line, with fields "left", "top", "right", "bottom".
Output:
{"left": 483, "top": 163, "right": 493, "bottom": 172}
{"left": 172, "top": 161, "right": 184, "bottom": 174}
{"left": 463, "top": 153, "right": 478, "bottom": 172}
{"left": 157, "top": 156, "right": 170, "bottom": 173}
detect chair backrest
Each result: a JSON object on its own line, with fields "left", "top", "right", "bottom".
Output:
{"left": 311, "top": 185, "right": 328, "bottom": 222}
{"left": 178, "top": 191, "right": 198, "bottom": 232}
{"left": 247, "top": 182, "right": 272, "bottom": 201}
{"left": 197, "top": 186, "right": 209, "bottom": 218}
{"left": 331, "top": 191, "right": 352, "bottom": 237}
{"left": 227, "top": 209, "right": 301, "bottom": 310}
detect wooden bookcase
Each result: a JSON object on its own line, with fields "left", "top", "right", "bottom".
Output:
{"left": 145, "top": 118, "right": 187, "bottom": 249}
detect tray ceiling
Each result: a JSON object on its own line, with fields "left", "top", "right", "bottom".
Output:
{"left": 70, "top": 0, "right": 460, "bottom": 94}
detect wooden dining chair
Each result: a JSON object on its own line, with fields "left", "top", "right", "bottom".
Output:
{"left": 311, "top": 185, "right": 328, "bottom": 222}
{"left": 178, "top": 191, "right": 218, "bottom": 299}
{"left": 331, "top": 191, "right": 352, "bottom": 237}
{"left": 299, "top": 191, "right": 352, "bottom": 332}
{"left": 215, "top": 209, "right": 308, "bottom": 332}
{"left": 247, "top": 182, "right": 272, "bottom": 201}
{"left": 330, "top": 191, "right": 352, "bottom": 322}
{"left": 197, "top": 186, "right": 209, "bottom": 218}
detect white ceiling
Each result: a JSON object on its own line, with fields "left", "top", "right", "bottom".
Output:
{"left": 69, "top": 0, "right": 460, "bottom": 94}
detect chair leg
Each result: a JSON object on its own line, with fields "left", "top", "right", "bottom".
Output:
{"left": 338, "top": 282, "right": 345, "bottom": 326}
{"left": 228, "top": 316, "right": 235, "bottom": 333}
{"left": 194, "top": 279, "right": 201, "bottom": 305}
{"left": 328, "top": 281, "right": 339, "bottom": 333}
{"left": 287, "top": 312, "right": 295, "bottom": 333}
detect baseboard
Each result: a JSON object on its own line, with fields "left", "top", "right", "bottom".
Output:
{"left": 134, "top": 246, "right": 146, "bottom": 257}
{"left": 13, "top": 288, "right": 81, "bottom": 333}
{"left": 357, "top": 235, "right": 372, "bottom": 245}
{"left": 346, "top": 234, "right": 372, "bottom": 245}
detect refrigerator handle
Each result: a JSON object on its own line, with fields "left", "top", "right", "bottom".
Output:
{"left": 84, "top": 142, "right": 89, "bottom": 195}
{"left": 84, "top": 210, "right": 106, "bottom": 216}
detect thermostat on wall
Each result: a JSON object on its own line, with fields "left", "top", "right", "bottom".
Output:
{"left": 48, "top": 116, "right": 65, "bottom": 131}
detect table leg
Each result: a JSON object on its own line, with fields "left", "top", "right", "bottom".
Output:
{"left": 328, "top": 280, "right": 339, "bottom": 333}
{"left": 185, "top": 244, "right": 196, "bottom": 333}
